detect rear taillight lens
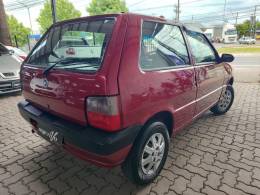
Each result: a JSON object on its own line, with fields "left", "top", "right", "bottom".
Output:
{"left": 19, "top": 55, "right": 26, "bottom": 61}
{"left": 86, "top": 96, "right": 121, "bottom": 132}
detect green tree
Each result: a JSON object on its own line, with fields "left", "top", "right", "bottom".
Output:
{"left": 256, "top": 21, "right": 260, "bottom": 29}
{"left": 7, "top": 15, "right": 31, "bottom": 47}
{"left": 236, "top": 20, "right": 251, "bottom": 37}
{"left": 236, "top": 20, "right": 260, "bottom": 37}
{"left": 87, "top": 0, "right": 128, "bottom": 16}
{"left": 37, "top": 0, "right": 81, "bottom": 33}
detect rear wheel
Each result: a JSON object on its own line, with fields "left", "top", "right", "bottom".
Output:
{"left": 121, "top": 121, "right": 169, "bottom": 185}
{"left": 211, "top": 85, "right": 234, "bottom": 115}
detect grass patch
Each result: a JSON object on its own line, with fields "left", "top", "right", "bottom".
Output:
{"left": 217, "top": 47, "right": 260, "bottom": 54}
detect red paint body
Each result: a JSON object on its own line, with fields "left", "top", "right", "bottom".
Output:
{"left": 20, "top": 13, "right": 233, "bottom": 167}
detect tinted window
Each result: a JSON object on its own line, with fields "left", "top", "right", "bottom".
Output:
{"left": 0, "top": 43, "right": 9, "bottom": 54}
{"left": 185, "top": 30, "right": 216, "bottom": 64}
{"left": 27, "top": 19, "right": 115, "bottom": 73}
{"left": 141, "top": 21, "right": 190, "bottom": 70}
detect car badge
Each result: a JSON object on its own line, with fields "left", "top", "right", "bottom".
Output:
{"left": 43, "top": 78, "right": 49, "bottom": 88}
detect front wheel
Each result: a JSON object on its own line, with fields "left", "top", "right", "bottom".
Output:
{"left": 121, "top": 121, "right": 169, "bottom": 185}
{"left": 210, "top": 85, "right": 234, "bottom": 115}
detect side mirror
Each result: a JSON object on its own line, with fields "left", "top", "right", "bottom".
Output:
{"left": 9, "top": 50, "right": 14, "bottom": 55}
{"left": 220, "top": 53, "right": 234, "bottom": 63}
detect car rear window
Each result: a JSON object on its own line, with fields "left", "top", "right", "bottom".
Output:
{"left": 26, "top": 18, "right": 115, "bottom": 73}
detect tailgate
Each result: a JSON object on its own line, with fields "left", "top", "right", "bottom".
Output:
{"left": 20, "top": 15, "right": 127, "bottom": 126}
{"left": 21, "top": 66, "right": 107, "bottom": 125}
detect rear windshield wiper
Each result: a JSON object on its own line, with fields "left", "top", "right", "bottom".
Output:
{"left": 43, "top": 58, "right": 81, "bottom": 76}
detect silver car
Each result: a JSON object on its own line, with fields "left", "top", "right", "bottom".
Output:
{"left": 238, "top": 37, "right": 256, "bottom": 44}
{"left": 0, "top": 43, "right": 22, "bottom": 94}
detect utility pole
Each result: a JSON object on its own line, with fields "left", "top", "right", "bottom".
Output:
{"left": 17, "top": 1, "right": 33, "bottom": 34}
{"left": 0, "top": 0, "right": 11, "bottom": 45}
{"left": 177, "top": 0, "right": 180, "bottom": 22}
{"left": 51, "top": 0, "right": 57, "bottom": 24}
{"left": 27, "top": 7, "right": 33, "bottom": 33}
{"left": 253, "top": 5, "right": 257, "bottom": 38}
{"left": 174, "top": 0, "right": 180, "bottom": 22}
{"left": 223, "top": 0, "right": 227, "bottom": 20}
{"left": 235, "top": 12, "right": 238, "bottom": 25}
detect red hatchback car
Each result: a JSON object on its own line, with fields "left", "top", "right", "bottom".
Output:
{"left": 18, "top": 13, "right": 234, "bottom": 184}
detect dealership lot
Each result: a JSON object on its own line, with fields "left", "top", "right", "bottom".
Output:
{"left": 0, "top": 82, "right": 259, "bottom": 195}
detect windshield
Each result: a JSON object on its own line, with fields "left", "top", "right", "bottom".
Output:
{"left": 26, "top": 18, "right": 115, "bottom": 73}
{"left": 0, "top": 43, "right": 9, "bottom": 54}
{"left": 225, "top": 29, "right": 237, "bottom": 35}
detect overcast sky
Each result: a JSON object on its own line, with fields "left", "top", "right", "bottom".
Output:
{"left": 4, "top": 0, "right": 260, "bottom": 33}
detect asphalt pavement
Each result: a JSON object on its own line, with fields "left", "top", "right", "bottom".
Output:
{"left": 232, "top": 54, "right": 260, "bottom": 67}
{"left": 231, "top": 54, "right": 260, "bottom": 83}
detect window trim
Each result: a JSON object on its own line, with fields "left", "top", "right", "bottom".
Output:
{"left": 139, "top": 19, "right": 192, "bottom": 72}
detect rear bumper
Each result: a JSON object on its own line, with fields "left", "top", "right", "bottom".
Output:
{"left": 18, "top": 100, "right": 141, "bottom": 167}
{"left": 0, "top": 79, "right": 21, "bottom": 94}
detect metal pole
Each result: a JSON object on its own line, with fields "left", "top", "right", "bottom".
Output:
{"left": 27, "top": 35, "right": 31, "bottom": 51}
{"left": 223, "top": 0, "right": 227, "bottom": 20}
{"left": 177, "top": 0, "right": 180, "bottom": 22}
{"left": 51, "top": 0, "right": 57, "bottom": 24}
{"left": 27, "top": 7, "right": 33, "bottom": 34}
{"left": 235, "top": 12, "right": 238, "bottom": 25}
{"left": 14, "top": 35, "right": 18, "bottom": 48}
{"left": 253, "top": 5, "right": 257, "bottom": 38}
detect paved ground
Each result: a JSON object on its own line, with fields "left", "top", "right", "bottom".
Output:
{"left": 231, "top": 54, "right": 260, "bottom": 83}
{"left": 214, "top": 42, "right": 260, "bottom": 48}
{"left": 0, "top": 82, "right": 260, "bottom": 195}
{"left": 231, "top": 54, "right": 260, "bottom": 67}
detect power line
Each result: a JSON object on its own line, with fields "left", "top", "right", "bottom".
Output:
{"left": 181, "top": 6, "right": 259, "bottom": 20}
{"left": 5, "top": 0, "right": 46, "bottom": 11}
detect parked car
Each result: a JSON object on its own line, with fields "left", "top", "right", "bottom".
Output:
{"left": 0, "top": 43, "right": 22, "bottom": 94}
{"left": 5, "top": 46, "right": 27, "bottom": 61}
{"left": 238, "top": 37, "right": 256, "bottom": 44}
{"left": 18, "top": 13, "right": 234, "bottom": 185}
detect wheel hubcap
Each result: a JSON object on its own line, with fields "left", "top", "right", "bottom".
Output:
{"left": 218, "top": 89, "right": 232, "bottom": 111}
{"left": 141, "top": 133, "right": 165, "bottom": 175}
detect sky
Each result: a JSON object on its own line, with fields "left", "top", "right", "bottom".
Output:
{"left": 3, "top": 0, "right": 260, "bottom": 34}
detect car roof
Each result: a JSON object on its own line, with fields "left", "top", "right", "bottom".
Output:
{"left": 53, "top": 12, "right": 202, "bottom": 34}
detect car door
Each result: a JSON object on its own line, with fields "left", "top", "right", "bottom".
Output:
{"left": 184, "top": 29, "right": 224, "bottom": 117}
{"left": 118, "top": 19, "right": 197, "bottom": 132}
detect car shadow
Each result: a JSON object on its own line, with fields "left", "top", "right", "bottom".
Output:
{"left": 0, "top": 91, "right": 22, "bottom": 99}
{"left": 21, "top": 111, "right": 220, "bottom": 195}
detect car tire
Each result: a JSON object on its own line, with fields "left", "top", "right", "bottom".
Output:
{"left": 210, "top": 85, "right": 234, "bottom": 115}
{"left": 121, "top": 121, "right": 170, "bottom": 185}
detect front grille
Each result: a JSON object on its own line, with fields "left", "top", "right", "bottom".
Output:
{"left": 2, "top": 72, "right": 15, "bottom": 77}
{"left": 0, "top": 80, "right": 21, "bottom": 92}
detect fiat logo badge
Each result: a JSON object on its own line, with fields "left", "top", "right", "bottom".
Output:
{"left": 43, "top": 78, "right": 48, "bottom": 88}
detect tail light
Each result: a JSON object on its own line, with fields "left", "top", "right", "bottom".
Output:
{"left": 19, "top": 55, "right": 26, "bottom": 60}
{"left": 86, "top": 96, "right": 121, "bottom": 132}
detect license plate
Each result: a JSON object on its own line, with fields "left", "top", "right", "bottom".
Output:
{"left": 36, "top": 128, "right": 63, "bottom": 145}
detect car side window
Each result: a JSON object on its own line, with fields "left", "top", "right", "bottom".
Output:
{"left": 185, "top": 30, "right": 216, "bottom": 64}
{"left": 140, "top": 21, "right": 190, "bottom": 71}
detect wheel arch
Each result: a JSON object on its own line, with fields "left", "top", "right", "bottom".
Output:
{"left": 228, "top": 77, "right": 234, "bottom": 85}
{"left": 142, "top": 111, "right": 174, "bottom": 137}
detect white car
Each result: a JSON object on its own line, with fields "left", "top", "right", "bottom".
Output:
{"left": 0, "top": 43, "right": 22, "bottom": 94}
{"left": 238, "top": 37, "right": 256, "bottom": 44}
{"left": 5, "top": 46, "right": 27, "bottom": 62}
